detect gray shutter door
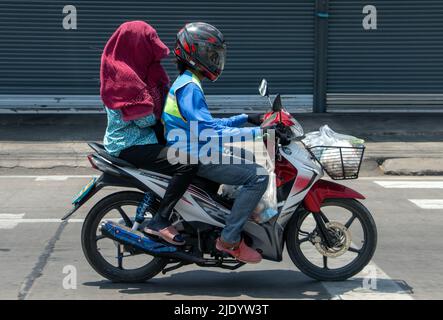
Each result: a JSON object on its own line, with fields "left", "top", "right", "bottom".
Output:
{"left": 0, "top": 0, "right": 314, "bottom": 112}
{"left": 327, "top": 0, "right": 443, "bottom": 112}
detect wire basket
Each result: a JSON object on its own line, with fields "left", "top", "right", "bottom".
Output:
{"left": 305, "top": 145, "right": 365, "bottom": 180}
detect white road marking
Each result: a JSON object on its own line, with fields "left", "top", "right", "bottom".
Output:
{"left": 34, "top": 176, "right": 69, "bottom": 181}
{"left": 0, "top": 217, "right": 126, "bottom": 229}
{"left": 359, "top": 176, "right": 443, "bottom": 181}
{"left": 0, "top": 215, "right": 84, "bottom": 229}
{"left": 0, "top": 175, "right": 97, "bottom": 179}
{"left": 374, "top": 180, "right": 443, "bottom": 189}
{"left": 322, "top": 261, "right": 413, "bottom": 300}
{"left": 0, "top": 213, "right": 25, "bottom": 229}
{"left": 0, "top": 219, "right": 84, "bottom": 223}
{"left": 409, "top": 199, "right": 443, "bottom": 209}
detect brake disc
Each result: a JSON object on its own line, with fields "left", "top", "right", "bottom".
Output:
{"left": 314, "top": 221, "right": 352, "bottom": 258}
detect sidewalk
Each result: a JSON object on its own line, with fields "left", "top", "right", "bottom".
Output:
{"left": 1, "top": 113, "right": 442, "bottom": 175}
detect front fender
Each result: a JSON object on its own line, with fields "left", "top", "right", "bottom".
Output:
{"left": 303, "top": 179, "right": 365, "bottom": 213}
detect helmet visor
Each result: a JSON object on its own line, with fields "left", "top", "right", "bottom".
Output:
{"left": 197, "top": 42, "right": 226, "bottom": 75}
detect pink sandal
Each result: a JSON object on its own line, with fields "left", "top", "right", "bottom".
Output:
{"left": 215, "top": 237, "right": 262, "bottom": 264}
{"left": 144, "top": 225, "right": 185, "bottom": 246}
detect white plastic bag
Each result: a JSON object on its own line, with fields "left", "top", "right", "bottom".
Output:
{"left": 250, "top": 170, "right": 278, "bottom": 224}
{"left": 302, "top": 125, "right": 364, "bottom": 178}
{"left": 303, "top": 125, "right": 364, "bottom": 148}
{"left": 251, "top": 141, "right": 278, "bottom": 223}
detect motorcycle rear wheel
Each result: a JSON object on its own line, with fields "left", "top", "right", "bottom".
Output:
{"left": 81, "top": 191, "right": 168, "bottom": 283}
{"left": 286, "top": 198, "right": 377, "bottom": 281}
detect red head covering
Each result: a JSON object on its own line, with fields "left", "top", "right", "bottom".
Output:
{"left": 100, "top": 21, "right": 170, "bottom": 121}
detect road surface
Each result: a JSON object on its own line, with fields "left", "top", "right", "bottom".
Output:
{"left": 0, "top": 172, "right": 441, "bottom": 300}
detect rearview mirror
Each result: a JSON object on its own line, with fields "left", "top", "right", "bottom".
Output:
{"left": 258, "top": 79, "right": 269, "bottom": 97}
{"left": 272, "top": 94, "right": 283, "bottom": 112}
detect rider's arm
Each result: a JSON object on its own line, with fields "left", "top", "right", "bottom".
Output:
{"left": 213, "top": 114, "right": 248, "bottom": 127}
{"left": 176, "top": 83, "right": 260, "bottom": 139}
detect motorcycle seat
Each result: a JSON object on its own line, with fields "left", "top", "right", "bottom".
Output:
{"left": 88, "top": 142, "right": 136, "bottom": 168}
{"left": 88, "top": 142, "right": 221, "bottom": 195}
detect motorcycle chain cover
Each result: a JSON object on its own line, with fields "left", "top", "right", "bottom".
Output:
{"left": 100, "top": 220, "right": 177, "bottom": 254}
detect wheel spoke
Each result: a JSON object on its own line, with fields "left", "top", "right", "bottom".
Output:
{"left": 348, "top": 246, "right": 362, "bottom": 254}
{"left": 345, "top": 214, "right": 356, "bottom": 229}
{"left": 320, "top": 211, "right": 330, "bottom": 223}
{"left": 117, "top": 245, "right": 123, "bottom": 269}
{"left": 95, "top": 234, "right": 106, "bottom": 242}
{"left": 298, "top": 236, "right": 310, "bottom": 244}
{"left": 117, "top": 206, "right": 133, "bottom": 228}
{"left": 323, "top": 256, "right": 328, "bottom": 269}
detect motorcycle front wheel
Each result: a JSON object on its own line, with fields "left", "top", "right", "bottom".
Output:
{"left": 286, "top": 198, "right": 377, "bottom": 281}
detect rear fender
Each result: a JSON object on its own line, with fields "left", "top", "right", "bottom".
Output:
{"left": 62, "top": 170, "right": 148, "bottom": 220}
{"left": 303, "top": 179, "right": 365, "bottom": 213}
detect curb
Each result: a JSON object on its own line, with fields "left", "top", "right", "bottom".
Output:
{"left": 380, "top": 158, "right": 443, "bottom": 176}
{"left": 1, "top": 141, "right": 442, "bottom": 175}
{"left": 1, "top": 157, "right": 441, "bottom": 176}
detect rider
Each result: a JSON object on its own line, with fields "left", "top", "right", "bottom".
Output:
{"left": 162, "top": 22, "right": 268, "bottom": 264}
{"left": 100, "top": 21, "right": 198, "bottom": 246}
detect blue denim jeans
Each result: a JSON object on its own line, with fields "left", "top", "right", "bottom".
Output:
{"left": 197, "top": 162, "right": 269, "bottom": 243}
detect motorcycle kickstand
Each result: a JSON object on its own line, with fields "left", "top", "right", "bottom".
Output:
{"left": 162, "top": 261, "right": 192, "bottom": 275}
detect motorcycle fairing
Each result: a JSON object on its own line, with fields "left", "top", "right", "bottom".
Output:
{"left": 242, "top": 218, "right": 285, "bottom": 261}
{"left": 118, "top": 164, "right": 287, "bottom": 261}
{"left": 278, "top": 142, "right": 322, "bottom": 220}
{"left": 303, "top": 179, "right": 366, "bottom": 213}
{"left": 121, "top": 167, "right": 229, "bottom": 228}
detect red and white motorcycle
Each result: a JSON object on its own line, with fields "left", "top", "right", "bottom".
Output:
{"left": 64, "top": 79, "right": 377, "bottom": 283}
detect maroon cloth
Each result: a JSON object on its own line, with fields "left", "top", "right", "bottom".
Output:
{"left": 100, "top": 21, "right": 170, "bottom": 121}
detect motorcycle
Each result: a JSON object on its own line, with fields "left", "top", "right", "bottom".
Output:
{"left": 63, "top": 79, "right": 377, "bottom": 283}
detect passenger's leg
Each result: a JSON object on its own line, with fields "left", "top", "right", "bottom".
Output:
{"left": 119, "top": 144, "right": 198, "bottom": 244}
{"left": 147, "top": 147, "right": 198, "bottom": 224}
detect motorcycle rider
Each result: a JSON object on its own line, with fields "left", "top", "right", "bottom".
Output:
{"left": 100, "top": 21, "right": 198, "bottom": 246}
{"left": 162, "top": 22, "right": 268, "bottom": 263}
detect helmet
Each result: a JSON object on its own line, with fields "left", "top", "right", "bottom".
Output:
{"left": 174, "top": 22, "right": 226, "bottom": 81}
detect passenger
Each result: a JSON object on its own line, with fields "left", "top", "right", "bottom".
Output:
{"left": 100, "top": 21, "right": 197, "bottom": 246}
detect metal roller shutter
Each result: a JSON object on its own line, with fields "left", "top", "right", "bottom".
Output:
{"left": 0, "top": 0, "right": 314, "bottom": 112}
{"left": 327, "top": 0, "right": 443, "bottom": 112}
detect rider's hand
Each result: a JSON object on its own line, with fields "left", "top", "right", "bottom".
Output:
{"left": 259, "top": 124, "right": 276, "bottom": 141}
{"left": 261, "top": 124, "right": 291, "bottom": 145}
{"left": 275, "top": 125, "right": 292, "bottom": 146}
{"left": 247, "top": 113, "right": 264, "bottom": 126}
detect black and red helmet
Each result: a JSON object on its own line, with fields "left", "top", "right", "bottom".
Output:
{"left": 174, "top": 22, "right": 226, "bottom": 81}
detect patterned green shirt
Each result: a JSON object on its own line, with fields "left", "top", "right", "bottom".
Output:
{"left": 103, "top": 108, "right": 158, "bottom": 157}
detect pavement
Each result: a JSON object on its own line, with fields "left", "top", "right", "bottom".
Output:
{"left": 1, "top": 172, "right": 443, "bottom": 300}
{"left": 1, "top": 113, "right": 442, "bottom": 176}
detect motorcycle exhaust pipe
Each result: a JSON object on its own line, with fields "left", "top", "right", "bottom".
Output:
{"left": 99, "top": 221, "right": 205, "bottom": 264}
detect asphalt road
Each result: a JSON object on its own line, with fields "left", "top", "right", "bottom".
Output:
{"left": 0, "top": 171, "right": 442, "bottom": 300}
